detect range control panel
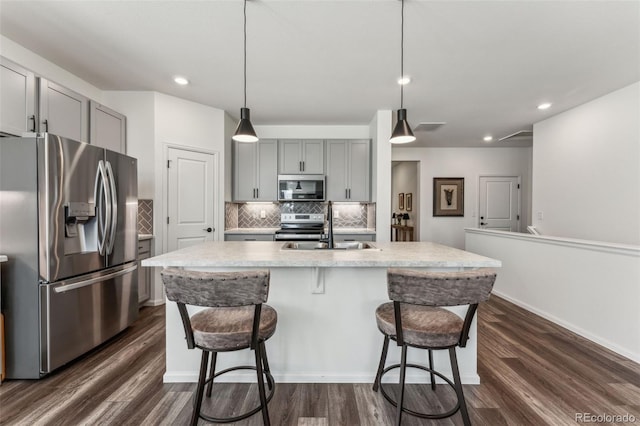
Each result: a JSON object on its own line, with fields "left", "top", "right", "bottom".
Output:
{"left": 280, "top": 213, "right": 324, "bottom": 223}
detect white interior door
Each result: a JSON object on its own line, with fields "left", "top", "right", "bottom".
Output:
{"left": 167, "top": 147, "right": 216, "bottom": 251}
{"left": 479, "top": 176, "right": 520, "bottom": 231}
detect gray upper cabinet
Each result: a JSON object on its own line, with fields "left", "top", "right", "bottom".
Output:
{"left": 90, "top": 101, "right": 126, "bottom": 153}
{"left": 0, "top": 57, "right": 36, "bottom": 136}
{"left": 278, "top": 139, "right": 324, "bottom": 174}
{"left": 38, "top": 77, "right": 89, "bottom": 143}
{"left": 234, "top": 139, "right": 278, "bottom": 201}
{"left": 326, "top": 139, "right": 370, "bottom": 202}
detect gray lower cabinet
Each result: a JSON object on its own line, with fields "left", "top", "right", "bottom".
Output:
{"left": 90, "top": 101, "right": 126, "bottom": 153}
{"left": 137, "top": 239, "right": 151, "bottom": 305}
{"left": 234, "top": 139, "right": 278, "bottom": 201}
{"left": 0, "top": 57, "right": 36, "bottom": 136}
{"left": 335, "top": 234, "right": 375, "bottom": 242}
{"left": 326, "top": 139, "right": 370, "bottom": 202}
{"left": 38, "top": 77, "right": 89, "bottom": 143}
{"left": 225, "top": 234, "right": 274, "bottom": 241}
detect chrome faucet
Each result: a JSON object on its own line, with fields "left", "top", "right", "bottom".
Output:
{"left": 323, "top": 201, "right": 335, "bottom": 249}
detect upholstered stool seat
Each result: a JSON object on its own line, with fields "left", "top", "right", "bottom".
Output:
{"left": 161, "top": 268, "right": 277, "bottom": 426}
{"left": 375, "top": 303, "right": 463, "bottom": 348}
{"left": 373, "top": 268, "right": 497, "bottom": 426}
{"left": 191, "top": 305, "right": 278, "bottom": 351}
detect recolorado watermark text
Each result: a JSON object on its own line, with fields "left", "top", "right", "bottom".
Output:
{"left": 575, "top": 412, "right": 637, "bottom": 423}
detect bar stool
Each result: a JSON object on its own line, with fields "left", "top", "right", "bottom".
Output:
{"left": 372, "top": 268, "right": 497, "bottom": 425}
{"left": 161, "top": 268, "right": 277, "bottom": 426}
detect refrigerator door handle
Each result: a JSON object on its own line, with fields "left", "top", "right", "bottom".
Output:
{"left": 53, "top": 263, "right": 137, "bottom": 293}
{"left": 94, "top": 160, "right": 111, "bottom": 256}
{"left": 105, "top": 161, "right": 118, "bottom": 255}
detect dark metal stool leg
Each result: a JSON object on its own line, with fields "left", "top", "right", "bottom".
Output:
{"left": 395, "top": 345, "right": 408, "bottom": 426}
{"left": 448, "top": 347, "right": 471, "bottom": 426}
{"left": 260, "top": 341, "right": 273, "bottom": 391}
{"left": 373, "top": 336, "right": 390, "bottom": 392}
{"left": 192, "top": 351, "right": 210, "bottom": 426}
{"left": 206, "top": 352, "right": 217, "bottom": 398}
{"left": 255, "top": 343, "right": 271, "bottom": 426}
{"left": 428, "top": 349, "right": 436, "bottom": 390}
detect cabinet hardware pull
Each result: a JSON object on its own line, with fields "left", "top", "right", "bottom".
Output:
{"left": 348, "top": 188, "right": 351, "bottom": 199}
{"left": 345, "top": 188, "right": 348, "bottom": 199}
{"left": 29, "top": 115, "right": 36, "bottom": 132}
{"left": 302, "top": 161, "right": 305, "bottom": 171}
{"left": 256, "top": 188, "right": 259, "bottom": 198}
{"left": 43, "top": 119, "right": 49, "bottom": 132}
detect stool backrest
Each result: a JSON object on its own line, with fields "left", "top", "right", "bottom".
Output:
{"left": 387, "top": 268, "right": 496, "bottom": 307}
{"left": 161, "top": 268, "right": 270, "bottom": 307}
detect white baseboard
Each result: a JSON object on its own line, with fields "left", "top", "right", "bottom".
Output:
{"left": 163, "top": 371, "right": 480, "bottom": 385}
{"left": 493, "top": 290, "right": 640, "bottom": 364}
{"left": 142, "top": 298, "right": 165, "bottom": 307}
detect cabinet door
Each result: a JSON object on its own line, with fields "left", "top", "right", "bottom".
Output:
{"left": 234, "top": 141, "right": 257, "bottom": 201}
{"left": 90, "top": 101, "right": 126, "bottom": 153}
{"left": 301, "top": 140, "right": 324, "bottom": 174}
{"left": 0, "top": 57, "right": 36, "bottom": 136}
{"left": 38, "top": 78, "right": 89, "bottom": 142}
{"left": 278, "top": 139, "right": 302, "bottom": 173}
{"left": 256, "top": 139, "right": 278, "bottom": 201}
{"left": 137, "top": 253, "right": 150, "bottom": 303}
{"left": 347, "top": 140, "right": 370, "bottom": 201}
{"left": 325, "top": 140, "right": 349, "bottom": 201}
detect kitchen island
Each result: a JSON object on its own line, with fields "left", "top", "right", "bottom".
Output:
{"left": 143, "top": 241, "right": 501, "bottom": 384}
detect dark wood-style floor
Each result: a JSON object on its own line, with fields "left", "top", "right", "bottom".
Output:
{"left": 1, "top": 296, "right": 639, "bottom": 425}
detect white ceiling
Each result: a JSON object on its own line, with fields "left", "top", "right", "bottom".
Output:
{"left": 1, "top": 0, "right": 639, "bottom": 148}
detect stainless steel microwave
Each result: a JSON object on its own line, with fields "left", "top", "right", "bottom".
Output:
{"left": 278, "top": 175, "right": 325, "bottom": 201}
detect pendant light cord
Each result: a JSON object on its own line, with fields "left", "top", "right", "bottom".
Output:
{"left": 400, "top": 0, "right": 405, "bottom": 109}
{"left": 243, "top": 0, "right": 247, "bottom": 109}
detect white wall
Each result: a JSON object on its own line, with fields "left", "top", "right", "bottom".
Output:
{"left": 1, "top": 35, "right": 103, "bottom": 101}
{"left": 370, "top": 110, "right": 393, "bottom": 242}
{"left": 466, "top": 229, "right": 640, "bottom": 363}
{"left": 393, "top": 147, "right": 533, "bottom": 249}
{"left": 532, "top": 82, "right": 640, "bottom": 245}
{"left": 392, "top": 161, "right": 419, "bottom": 239}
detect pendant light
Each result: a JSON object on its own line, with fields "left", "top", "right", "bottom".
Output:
{"left": 390, "top": 0, "right": 416, "bottom": 144}
{"left": 232, "top": 0, "right": 258, "bottom": 142}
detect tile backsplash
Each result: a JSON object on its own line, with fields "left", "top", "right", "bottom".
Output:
{"left": 138, "top": 199, "right": 153, "bottom": 234}
{"left": 226, "top": 202, "right": 375, "bottom": 229}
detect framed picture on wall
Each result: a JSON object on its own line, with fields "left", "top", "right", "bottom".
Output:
{"left": 433, "top": 178, "right": 464, "bottom": 216}
{"left": 399, "top": 193, "right": 404, "bottom": 210}
{"left": 406, "top": 193, "right": 412, "bottom": 212}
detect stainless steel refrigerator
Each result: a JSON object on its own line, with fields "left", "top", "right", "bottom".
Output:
{"left": 0, "top": 133, "right": 138, "bottom": 378}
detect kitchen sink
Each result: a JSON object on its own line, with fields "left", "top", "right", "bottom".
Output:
{"left": 281, "top": 241, "right": 380, "bottom": 250}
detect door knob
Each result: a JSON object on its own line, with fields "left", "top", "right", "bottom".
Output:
{"left": 203, "top": 227, "right": 213, "bottom": 232}
{"left": 480, "top": 222, "right": 487, "bottom": 226}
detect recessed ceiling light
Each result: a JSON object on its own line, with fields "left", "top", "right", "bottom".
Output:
{"left": 537, "top": 102, "right": 552, "bottom": 110}
{"left": 397, "top": 76, "right": 411, "bottom": 85}
{"left": 483, "top": 135, "right": 493, "bottom": 142}
{"left": 174, "top": 76, "right": 189, "bottom": 86}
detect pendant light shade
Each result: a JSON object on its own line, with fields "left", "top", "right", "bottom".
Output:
{"left": 390, "top": 0, "right": 415, "bottom": 145}
{"left": 232, "top": 0, "right": 258, "bottom": 143}
{"left": 390, "top": 108, "right": 416, "bottom": 144}
{"left": 233, "top": 108, "right": 258, "bottom": 142}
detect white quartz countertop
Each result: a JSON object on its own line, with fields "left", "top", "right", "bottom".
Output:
{"left": 224, "top": 228, "right": 279, "bottom": 234}
{"left": 142, "top": 241, "right": 501, "bottom": 268}
{"left": 224, "top": 227, "right": 376, "bottom": 235}
{"left": 0, "top": 255, "right": 7, "bottom": 263}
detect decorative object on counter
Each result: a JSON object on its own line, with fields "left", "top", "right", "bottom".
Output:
{"left": 392, "top": 212, "right": 396, "bottom": 223}
{"left": 161, "top": 268, "right": 276, "bottom": 425}
{"left": 433, "top": 177, "right": 464, "bottom": 217}
{"left": 402, "top": 213, "right": 410, "bottom": 226}
{"left": 232, "top": 0, "right": 258, "bottom": 143}
{"left": 138, "top": 199, "right": 154, "bottom": 235}
{"left": 406, "top": 193, "right": 412, "bottom": 212}
{"left": 398, "top": 193, "right": 404, "bottom": 210}
{"left": 389, "top": 0, "right": 416, "bottom": 145}
{"left": 373, "top": 268, "right": 497, "bottom": 425}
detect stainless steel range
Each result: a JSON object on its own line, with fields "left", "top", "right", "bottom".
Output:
{"left": 274, "top": 213, "right": 325, "bottom": 241}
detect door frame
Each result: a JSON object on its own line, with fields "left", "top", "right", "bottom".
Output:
{"left": 161, "top": 143, "right": 221, "bottom": 253}
{"left": 477, "top": 174, "right": 521, "bottom": 232}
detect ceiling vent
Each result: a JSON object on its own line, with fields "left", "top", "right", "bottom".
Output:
{"left": 413, "top": 122, "right": 446, "bottom": 132}
{"left": 498, "top": 130, "right": 533, "bottom": 142}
